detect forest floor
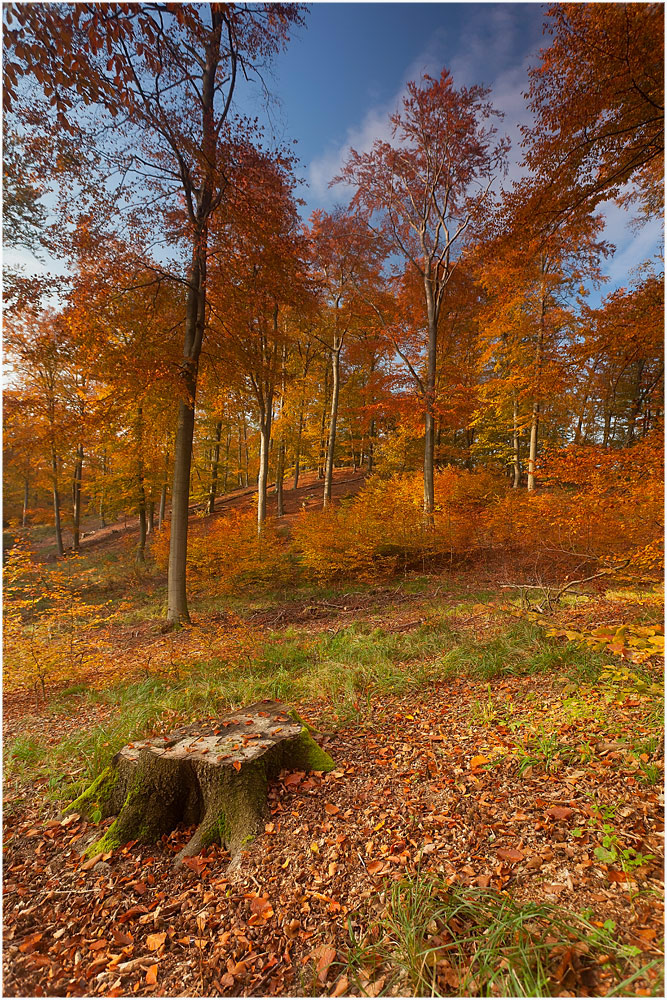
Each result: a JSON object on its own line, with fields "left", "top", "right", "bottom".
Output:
{"left": 3, "top": 474, "right": 664, "bottom": 998}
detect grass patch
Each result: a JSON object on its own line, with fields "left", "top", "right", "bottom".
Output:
{"left": 367, "top": 876, "right": 662, "bottom": 997}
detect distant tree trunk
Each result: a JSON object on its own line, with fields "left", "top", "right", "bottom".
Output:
{"left": 367, "top": 417, "right": 376, "bottom": 474}
{"left": 527, "top": 282, "right": 545, "bottom": 492}
{"left": 222, "top": 427, "right": 231, "bottom": 493}
{"left": 242, "top": 414, "right": 250, "bottom": 487}
{"left": 136, "top": 408, "right": 147, "bottom": 563}
{"left": 625, "top": 359, "right": 646, "bottom": 445}
{"left": 99, "top": 448, "right": 107, "bottom": 527}
{"left": 257, "top": 404, "right": 273, "bottom": 531}
{"left": 22, "top": 475, "right": 29, "bottom": 528}
{"left": 52, "top": 446, "right": 64, "bottom": 557}
{"left": 208, "top": 420, "right": 223, "bottom": 514}
{"left": 158, "top": 450, "right": 169, "bottom": 529}
{"left": 72, "top": 444, "right": 84, "bottom": 552}
{"left": 318, "top": 364, "right": 330, "bottom": 480}
{"left": 423, "top": 282, "right": 438, "bottom": 520}
{"left": 323, "top": 342, "right": 341, "bottom": 509}
{"left": 512, "top": 393, "right": 521, "bottom": 488}
{"left": 147, "top": 501, "right": 155, "bottom": 535}
{"left": 293, "top": 402, "right": 304, "bottom": 490}
{"left": 275, "top": 345, "right": 288, "bottom": 516}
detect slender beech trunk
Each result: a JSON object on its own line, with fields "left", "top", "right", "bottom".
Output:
{"left": 52, "top": 447, "right": 64, "bottom": 557}
{"left": 136, "top": 408, "right": 147, "bottom": 563}
{"left": 512, "top": 392, "right": 521, "bottom": 488}
{"left": 99, "top": 448, "right": 107, "bottom": 527}
{"left": 147, "top": 501, "right": 155, "bottom": 535}
{"left": 242, "top": 414, "right": 249, "bottom": 487}
{"left": 167, "top": 8, "right": 224, "bottom": 623}
{"left": 257, "top": 405, "right": 273, "bottom": 531}
{"left": 158, "top": 450, "right": 169, "bottom": 529}
{"left": 72, "top": 444, "right": 84, "bottom": 552}
{"left": 275, "top": 345, "right": 288, "bottom": 516}
{"left": 237, "top": 424, "right": 244, "bottom": 487}
{"left": 222, "top": 427, "right": 231, "bottom": 493}
{"left": 22, "top": 476, "right": 29, "bottom": 528}
{"left": 318, "top": 364, "right": 330, "bottom": 480}
{"left": 367, "top": 417, "right": 376, "bottom": 473}
{"left": 423, "top": 281, "right": 438, "bottom": 519}
{"left": 208, "top": 420, "right": 223, "bottom": 514}
{"left": 293, "top": 401, "right": 305, "bottom": 490}
{"left": 323, "top": 342, "right": 341, "bottom": 508}
{"left": 527, "top": 279, "right": 545, "bottom": 493}
{"left": 625, "top": 359, "right": 646, "bottom": 445}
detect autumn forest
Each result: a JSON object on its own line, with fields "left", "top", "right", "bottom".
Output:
{"left": 2, "top": 3, "right": 664, "bottom": 998}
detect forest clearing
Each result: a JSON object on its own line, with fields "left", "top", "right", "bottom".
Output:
{"left": 3, "top": 2, "right": 664, "bottom": 998}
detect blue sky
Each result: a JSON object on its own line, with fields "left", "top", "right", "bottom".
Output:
{"left": 262, "top": 1, "right": 662, "bottom": 297}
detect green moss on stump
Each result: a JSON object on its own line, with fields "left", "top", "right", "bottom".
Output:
{"left": 65, "top": 766, "right": 117, "bottom": 821}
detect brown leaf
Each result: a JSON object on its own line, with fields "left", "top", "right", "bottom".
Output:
{"left": 546, "top": 807, "right": 574, "bottom": 821}
{"left": 146, "top": 932, "right": 166, "bottom": 951}
{"left": 366, "top": 860, "right": 384, "bottom": 875}
{"left": 497, "top": 847, "right": 524, "bottom": 862}
{"left": 145, "top": 963, "right": 158, "bottom": 985}
{"left": 314, "top": 944, "right": 337, "bottom": 984}
{"left": 324, "top": 803, "right": 340, "bottom": 816}
{"left": 232, "top": 761, "right": 242, "bottom": 772}
{"left": 330, "top": 974, "right": 349, "bottom": 997}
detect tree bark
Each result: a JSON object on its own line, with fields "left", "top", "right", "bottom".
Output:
{"left": 22, "top": 475, "right": 29, "bottom": 528}
{"left": 158, "top": 450, "right": 169, "bottom": 530}
{"left": 423, "top": 281, "right": 438, "bottom": 520}
{"left": 323, "top": 343, "right": 341, "bottom": 509}
{"left": 317, "top": 364, "right": 330, "bottom": 480}
{"left": 527, "top": 279, "right": 545, "bottom": 493}
{"left": 136, "top": 408, "right": 147, "bottom": 563}
{"left": 72, "top": 444, "right": 84, "bottom": 552}
{"left": 512, "top": 392, "right": 521, "bottom": 488}
{"left": 52, "top": 447, "right": 64, "bottom": 557}
{"left": 257, "top": 404, "right": 273, "bottom": 532}
{"left": 208, "top": 420, "right": 223, "bottom": 514}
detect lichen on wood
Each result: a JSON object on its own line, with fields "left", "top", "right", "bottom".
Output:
{"left": 65, "top": 700, "right": 335, "bottom": 865}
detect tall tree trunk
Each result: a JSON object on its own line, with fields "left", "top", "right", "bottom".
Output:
{"left": 147, "top": 501, "right": 155, "bottom": 535}
{"left": 72, "top": 444, "right": 84, "bottom": 552}
{"left": 222, "top": 427, "right": 231, "bottom": 494}
{"left": 323, "top": 343, "right": 341, "bottom": 509}
{"left": 167, "top": 9, "right": 224, "bottom": 623}
{"left": 52, "top": 446, "right": 64, "bottom": 557}
{"left": 527, "top": 282, "right": 545, "bottom": 493}
{"left": 136, "top": 407, "right": 147, "bottom": 563}
{"left": 625, "top": 359, "right": 646, "bottom": 445}
{"left": 22, "top": 475, "right": 29, "bottom": 528}
{"left": 293, "top": 400, "right": 305, "bottom": 490}
{"left": 275, "top": 344, "right": 288, "bottom": 516}
{"left": 257, "top": 405, "right": 273, "bottom": 532}
{"left": 99, "top": 448, "right": 107, "bottom": 527}
{"left": 423, "top": 285, "right": 438, "bottom": 519}
{"left": 158, "top": 450, "right": 169, "bottom": 530}
{"left": 367, "top": 417, "right": 376, "bottom": 474}
{"left": 242, "top": 414, "right": 250, "bottom": 487}
{"left": 318, "top": 364, "right": 330, "bottom": 480}
{"left": 512, "top": 392, "right": 521, "bottom": 488}
{"left": 168, "top": 245, "right": 205, "bottom": 622}
{"left": 208, "top": 420, "right": 223, "bottom": 514}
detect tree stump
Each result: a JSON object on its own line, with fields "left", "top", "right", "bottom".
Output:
{"left": 65, "top": 700, "right": 335, "bottom": 866}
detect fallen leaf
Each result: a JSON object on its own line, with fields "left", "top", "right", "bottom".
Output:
{"left": 470, "top": 755, "right": 489, "bottom": 769}
{"left": 330, "top": 974, "right": 349, "bottom": 997}
{"left": 145, "top": 964, "right": 158, "bottom": 985}
{"left": 546, "top": 807, "right": 574, "bottom": 821}
{"left": 497, "top": 847, "right": 525, "bottom": 862}
{"left": 324, "top": 803, "right": 340, "bottom": 816}
{"left": 314, "top": 944, "right": 336, "bottom": 984}
{"left": 146, "top": 931, "right": 166, "bottom": 951}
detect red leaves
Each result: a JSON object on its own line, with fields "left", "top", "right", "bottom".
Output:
{"left": 311, "top": 944, "right": 337, "bottom": 984}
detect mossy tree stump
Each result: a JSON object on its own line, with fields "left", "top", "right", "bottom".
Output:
{"left": 66, "top": 700, "right": 335, "bottom": 866}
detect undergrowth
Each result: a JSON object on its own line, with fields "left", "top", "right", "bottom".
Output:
{"left": 352, "top": 875, "right": 663, "bottom": 997}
